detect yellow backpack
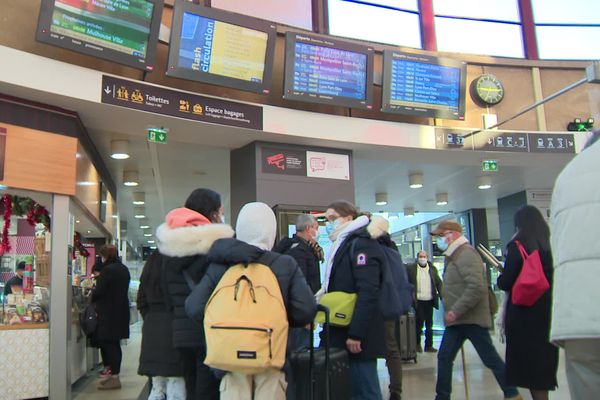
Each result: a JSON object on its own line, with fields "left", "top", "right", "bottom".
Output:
{"left": 203, "top": 252, "right": 289, "bottom": 374}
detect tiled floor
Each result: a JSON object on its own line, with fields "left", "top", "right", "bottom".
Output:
{"left": 73, "top": 322, "right": 147, "bottom": 400}
{"left": 73, "top": 326, "right": 571, "bottom": 400}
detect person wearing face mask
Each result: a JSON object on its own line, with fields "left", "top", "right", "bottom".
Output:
{"left": 274, "top": 213, "right": 323, "bottom": 294}
{"left": 318, "top": 200, "right": 389, "bottom": 400}
{"left": 274, "top": 213, "right": 324, "bottom": 352}
{"left": 432, "top": 220, "right": 522, "bottom": 400}
{"left": 155, "top": 188, "right": 235, "bottom": 400}
{"left": 407, "top": 250, "right": 442, "bottom": 353}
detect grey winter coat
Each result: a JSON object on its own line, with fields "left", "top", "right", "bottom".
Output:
{"left": 442, "top": 242, "right": 491, "bottom": 328}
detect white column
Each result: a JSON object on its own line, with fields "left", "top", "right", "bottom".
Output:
{"left": 49, "top": 195, "right": 72, "bottom": 399}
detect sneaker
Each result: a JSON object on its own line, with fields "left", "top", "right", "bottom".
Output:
{"left": 417, "top": 344, "right": 423, "bottom": 353}
{"left": 98, "top": 376, "right": 121, "bottom": 390}
{"left": 425, "top": 347, "right": 438, "bottom": 353}
{"left": 98, "top": 367, "right": 112, "bottom": 378}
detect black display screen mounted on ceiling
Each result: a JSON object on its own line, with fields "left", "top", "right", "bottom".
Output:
{"left": 283, "top": 32, "right": 374, "bottom": 109}
{"left": 36, "top": 0, "right": 163, "bottom": 71}
{"left": 381, "top": 50, "right": 467, "bottom": 120}
{"left": 166, "top": 1, "right": 277, "bottom": 94}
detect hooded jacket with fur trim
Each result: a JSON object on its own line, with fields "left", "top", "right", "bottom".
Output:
{"left": 325, "top": 216, "right": 389, "bottom": 360}
{"left": 156, "top": 208, "right": 234, "bottom": 349}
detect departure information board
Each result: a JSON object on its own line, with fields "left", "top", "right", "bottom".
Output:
{"left": 292, "top": 42, "right": 367, "bottom": 100}
{"left": 284, "top": 33, "right": 373, "bottom": 109}
{"left": 382, "top": 51, "right": 466, "bottom": 120}
{"left": 167, "top": 3, "right": 276, "bottom": 94}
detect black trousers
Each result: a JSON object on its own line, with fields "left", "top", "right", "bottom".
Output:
{"left": 416, "top": 300, "right": 435, "bottom": 348}
{"left": 180, "top": 347, "right": 219, "bottom": 400}
{"left": 99, "top": 340, "right": 122, "bottom": 375}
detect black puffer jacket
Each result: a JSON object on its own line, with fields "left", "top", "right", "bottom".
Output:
{"left": 185, "top": 238, "right": 317, "bottom": 328}
{"left": 274, "top": 235, "right": 321, "bottom": 294}
{"left": 92, "top": 260, "right": 131, "bottom": 341}
{"left": 137, "top": 252, "right": 183, "bottom": 377}
{"left": 325, "top": 216, "right": 388, "bottom": 360}
{"left": 155, "top": 219, "right": 234, "bottom": 349}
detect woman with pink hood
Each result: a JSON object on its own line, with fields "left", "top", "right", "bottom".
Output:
{"left": 154, "top": 188, "right": 234, "bottom": 400}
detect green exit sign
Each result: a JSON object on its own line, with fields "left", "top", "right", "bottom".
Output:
{"left": 148, "top": 128, "right": 168, "bottom": 144}
{"left": 482, "top": 160, "right": 498, "bottom": 172}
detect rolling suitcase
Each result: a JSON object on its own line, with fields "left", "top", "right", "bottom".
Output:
{"left": 399, "top": 313, "right": 418, "bottom": 363}
{"left": 289, "top": 304, "right": 351, "bottom": 400}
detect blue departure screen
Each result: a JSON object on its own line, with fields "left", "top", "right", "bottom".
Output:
{"left": 292, "top": 42, "right": 367, "bottom": 101}
{"left": 389, "top": 59, "right": 460, "bottom": 111}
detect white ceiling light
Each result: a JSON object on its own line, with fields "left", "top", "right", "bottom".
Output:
{"left": 436, "top": 193, "right": 449, "bottom": 206}
{"left": 110, "top": 140, "right": 130, "bottom": 160}
{"left": 478, "top": 176, "right": 492, "bottom": 190}
{"left": 123, "top": 170, "right": 139, "bottom": 187}
{"left": 139, "top": 219, "right": 150, "bottom": 229}
{"left": 132, "top": 192, "right": 145, "bottom": 205}
{"left": 143, "top": 233, "right": 152, "bottom": 237}
{"left": 403, "top": 207, "right": 415, "bottom": 218}
{"left": 409, "top": 172, "right": 424, "bottom": 189}
{"left": 134, "top": 206, "right": 146, "bottom": 219}
{"left": 375, "top": 192, "right": 388, "bottom": 206}
{"left": 147, "top": 240, "right": 155, "bottom": 244}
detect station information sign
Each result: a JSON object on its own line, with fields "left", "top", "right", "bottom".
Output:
{"left": 382, "top": 51, "right": 466, "bottom": 120}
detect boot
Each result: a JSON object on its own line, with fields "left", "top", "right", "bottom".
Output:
{"left": 98, "top": 376, "right": 121, "bottom": 390}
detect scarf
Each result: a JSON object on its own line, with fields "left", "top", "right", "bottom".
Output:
{"left": 308, "top": 240, "right": 325, "bottom": 262}
{"left": 320, "top": 215, "right": 369, "bottom": 294}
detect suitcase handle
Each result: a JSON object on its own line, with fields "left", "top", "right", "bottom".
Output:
{"left": 312, "top": 304, "right": 330, "bottom": 400}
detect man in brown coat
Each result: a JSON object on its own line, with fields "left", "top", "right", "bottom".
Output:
{"left": 432, "top": 220, "right": 521, "bottom": 400}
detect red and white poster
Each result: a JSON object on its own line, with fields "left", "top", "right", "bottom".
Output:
{"left": 306, "top": 151, "right": 350, "bottom": 180}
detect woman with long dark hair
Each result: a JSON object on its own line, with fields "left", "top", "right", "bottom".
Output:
{"left": 497, "top": 205, "right": 558, "bottom": 400}
{"left": 155, "top": 188, "right": 234, "bottom": 400}
{"left": 92, "top": 244, "right": 131, "bottom": 390}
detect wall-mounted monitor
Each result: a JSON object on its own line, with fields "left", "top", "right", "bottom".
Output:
{"left": 283, "top": 32, "right": 374, "bottom": 109}
{"left": 36, "top": 0, "right": 163, "bottom": 71}
{"left": 381, "top": 51, "right": 467, "bottom": 120}
{"left": 166, "top": 2, "right": 277, "bottom": 94}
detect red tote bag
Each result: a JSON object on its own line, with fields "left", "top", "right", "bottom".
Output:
{"left": 511, "top": 240, "right": 550, "bottom": 307}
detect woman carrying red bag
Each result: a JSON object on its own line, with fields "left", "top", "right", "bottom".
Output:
{"left": 497, "top": 205, "right": 558, "bottom": 400}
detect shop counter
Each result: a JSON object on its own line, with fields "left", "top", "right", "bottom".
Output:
{"left": 0, "top": 323, "right": 49, "bottom": 399}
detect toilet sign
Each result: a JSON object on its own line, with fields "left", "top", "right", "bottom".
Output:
{"left": 148, "top": 128, "right": 168, "bottom": 144}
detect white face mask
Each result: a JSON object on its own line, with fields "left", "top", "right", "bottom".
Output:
{"left": 418, "top": 257, "right": 428, "bottom": 267}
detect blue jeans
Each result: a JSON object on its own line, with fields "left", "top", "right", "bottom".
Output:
{"left": 435, "top": 324, "right": 519, "bottom": 400}
{"left": 350, "top": 359, "right": 382, "bottom": 400}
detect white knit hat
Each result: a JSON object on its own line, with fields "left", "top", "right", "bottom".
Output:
{"left": 235, "top": 202, "right": 276, "bottom": 251}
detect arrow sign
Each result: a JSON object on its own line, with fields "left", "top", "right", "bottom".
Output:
{"left": 104, "top": 86, "right": 111, "bottom": 95}
{"left": 148, "top": 128, "right": 168, "bottom": 144}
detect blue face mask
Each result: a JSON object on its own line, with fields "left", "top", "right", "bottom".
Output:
{"left": 325, "top": 219, "right": 340, "bottom": 235}
{"left": 436, "top": 236, "right": 449, "bottom": 251}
